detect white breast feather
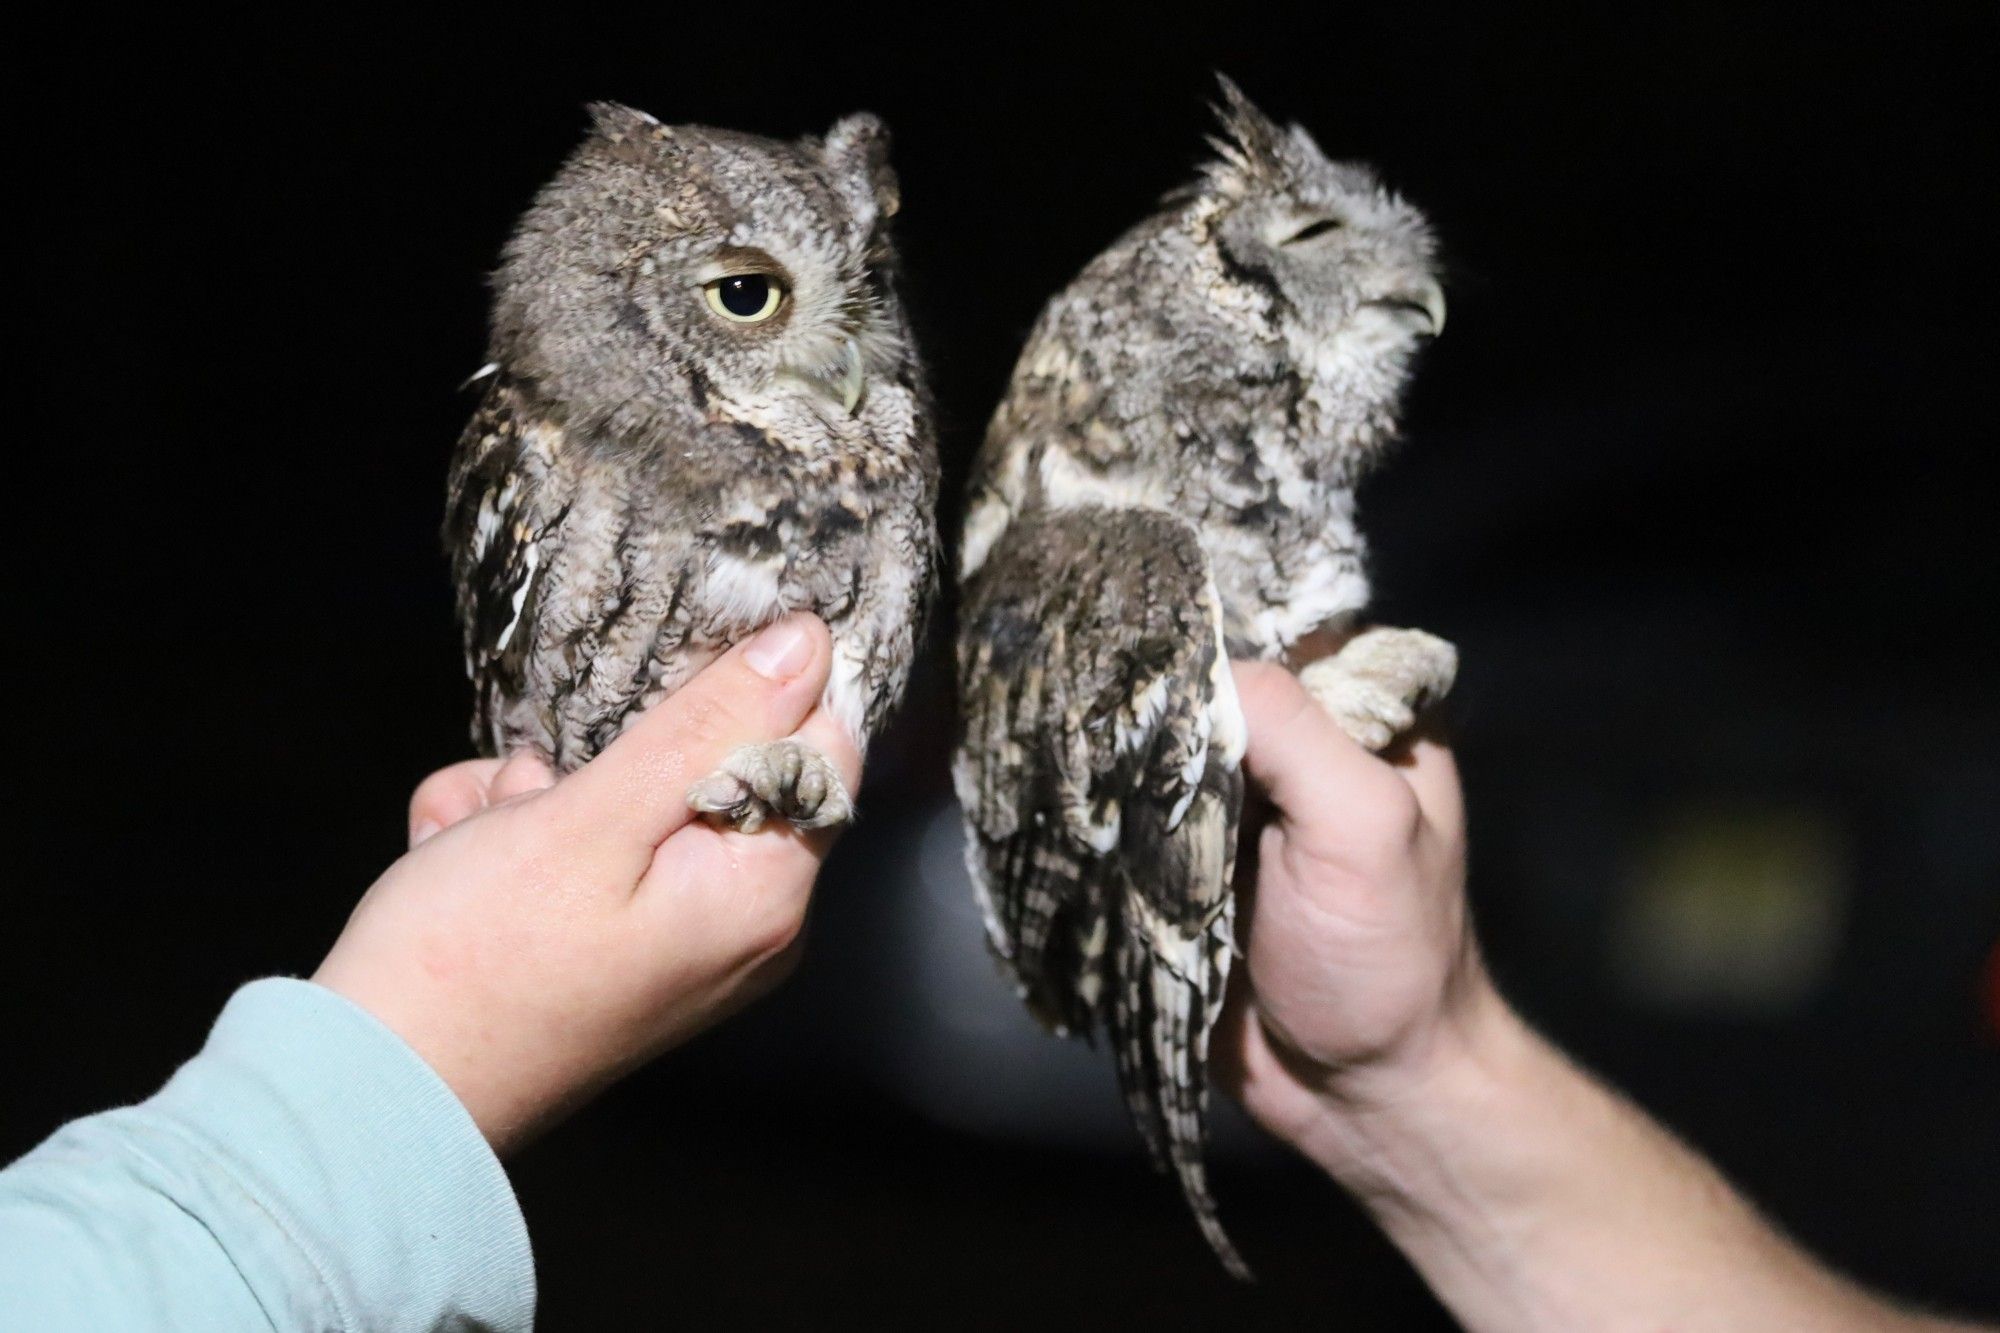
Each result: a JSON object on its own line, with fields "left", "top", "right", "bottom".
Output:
{"left": 703, "top": 553, "right": 787, "bottom": 629}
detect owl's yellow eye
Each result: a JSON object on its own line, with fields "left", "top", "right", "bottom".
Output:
{"left": 703, "top": 273, "right": 786, "bottom": 323}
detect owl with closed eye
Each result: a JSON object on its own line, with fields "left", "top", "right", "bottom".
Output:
{"left": 955, "top": 78, "right": 1455, "bottom": 1275}
{"left": 445, "top": 102, "right": 937, "bottom": 830}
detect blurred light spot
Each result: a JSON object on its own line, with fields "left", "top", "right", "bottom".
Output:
{"left": 1610, "top": 802, "right": 1848, "bottom": 1016}
{"left": 914, "top": 803, "right": 1029, "bottom": 1040}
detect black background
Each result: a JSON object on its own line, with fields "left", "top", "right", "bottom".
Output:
{"left": 14, "top": 7, "right": 1998, "bottom": 1328}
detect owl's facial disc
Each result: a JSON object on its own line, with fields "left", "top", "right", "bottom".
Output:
{"left": 1222, "top": 188, "right": 1445, "bottom": 371}
{"left": 1272, "top": 210, "right": 1443, "bottom": 335}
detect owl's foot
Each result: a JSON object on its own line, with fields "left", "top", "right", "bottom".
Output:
{"left": 686, "top": 739, "right": 854, "bottom": 834}
{"left": 1300, "top": 626, "right": 1458, "bottom": 752}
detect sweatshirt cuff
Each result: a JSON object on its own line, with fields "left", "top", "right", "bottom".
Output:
{"left": 133, "top": 977, "right": 535, "bottom": 1330}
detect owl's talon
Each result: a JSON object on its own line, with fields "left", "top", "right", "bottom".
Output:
{"left": 796, "top": 766, "right": 827, "bottom": 812}
{"left": 687, "top": 773, "right": 750, "bottom": 820}
{"left": 1300, "top": 626, "right": 1457, "bottom": 753}
{"left": 687, "top": 739, "right": 853, "bottom": 833}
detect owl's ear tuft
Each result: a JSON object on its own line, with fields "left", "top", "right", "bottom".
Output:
{"left": 822, "top": 112, "right": 900, "bottom": 219}
{"left": 1205, "top": 74, "right": 1291, "bottom": 192}
{"left": 585, "top": 101, "right": 670, "bottom": 153}
{"left": 585, "top": 101, "right": 658, "bottom": 140}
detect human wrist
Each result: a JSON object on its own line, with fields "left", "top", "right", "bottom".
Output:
{"left": 1285, "top": 970, "right": 1539, "bottom": 1198}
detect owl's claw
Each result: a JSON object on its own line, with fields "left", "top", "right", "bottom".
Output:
{"left": 1299, "top": 626, "right": 1458, "bottom": 753}
{"left": 687, "top": 739, "right": 854, "bottom": 833}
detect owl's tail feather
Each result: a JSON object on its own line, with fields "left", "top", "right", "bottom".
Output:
{"left": 955, "top": 504, "right": 1251, "bottom": 1277}
{"left": 1107, "top": 777, "right": 1250, "bottom": 1280}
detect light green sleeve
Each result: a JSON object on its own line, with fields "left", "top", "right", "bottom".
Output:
{"left": 0, "top": 978, "right": 535, "bottom": 1331}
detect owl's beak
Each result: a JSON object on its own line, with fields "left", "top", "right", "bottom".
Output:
{"left": 790, "top": 337, "right": 868, "bottom": 416}
{"left": 1415, "top": 279, "right": 1447, "bottom": 337}
{"left": 833, "top": 337, "right": 866, "bottom": 415}
{"left": 1366, "top": 277, "right": 1447, "bottom": 338}
{"left": 801, "top": 337, "right": 865, "bottom": 416}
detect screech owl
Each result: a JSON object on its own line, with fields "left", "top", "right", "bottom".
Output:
{"left": 953, "top": 79, "right": 1455, "bottom": 1275}
{"left": 445, "top": 102, "right": 937, "bottom": 832}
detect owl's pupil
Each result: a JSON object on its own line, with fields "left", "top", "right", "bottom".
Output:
{"left": 718, "top": 275, "right": 769, "bottom": 317}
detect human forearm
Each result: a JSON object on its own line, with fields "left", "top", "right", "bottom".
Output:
{"left": 1294, "top": 984, "right": 1967, "bottom": 1333}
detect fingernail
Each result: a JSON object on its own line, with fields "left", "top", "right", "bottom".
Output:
{"left": 742, "top": 616, "right": 814, "bottom": 681}
{"left": 411, "top": 819, "right": 441, "bottom": 847}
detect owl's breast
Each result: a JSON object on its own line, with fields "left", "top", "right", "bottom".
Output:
{"left": 1198, "top": 492, "right": 1372, "bottom": 660}
{"left": 673, "top": 442, "right": 931, "bottom": 748}
{"left": 689, "top": 493, "right": 871, "bottom": 632}
{"left": 500, "top": 391, "right": 936, "bottom": 758}
{"left": 673, "top": 413, "right": 928, "bottom": 629}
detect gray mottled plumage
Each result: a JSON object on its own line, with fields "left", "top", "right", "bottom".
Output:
{"left": 954, "top": 79, "right": 1456, "bottom": 1275}
{"left": 446, "top": 102, "right": 937, "bottom": 830}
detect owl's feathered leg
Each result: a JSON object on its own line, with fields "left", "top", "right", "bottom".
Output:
{"left": 1299, "top": 626, "right": 1458, "bottom": 751}
{"left": 687, "top": 739, "right": 853, "bottom": 833}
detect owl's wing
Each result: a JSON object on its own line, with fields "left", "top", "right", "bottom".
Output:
{"left": 954, "top": 503, "right": 1249, "bottom": 1276}
{"left": 442, "top": 375, "right": 567, "bottom": 756}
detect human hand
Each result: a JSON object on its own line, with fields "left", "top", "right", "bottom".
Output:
{"left": 312, "top": 614, "right": 858, "bottom": 1156}
{"left": 1210, "top": 664, "right": 1981, "bottom": 1333}
{"left": 1213, "top": 660, "right": 1498, "bottom": 1174}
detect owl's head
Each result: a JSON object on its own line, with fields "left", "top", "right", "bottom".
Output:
{"left": 491, "top": 102, "right": 909, "bottom": 435}
{"left": 1194, "top": 77, "right": 1444, "bottom": 394}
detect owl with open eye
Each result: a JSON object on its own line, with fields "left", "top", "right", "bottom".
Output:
{"left": 445, "top": 102, "right": 937, "bottom": 831}
{"left": 955, "top": 78, "right": 1455, "bottom": 1275}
